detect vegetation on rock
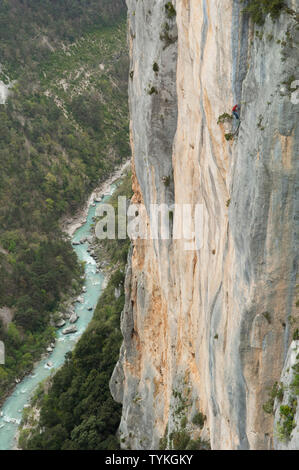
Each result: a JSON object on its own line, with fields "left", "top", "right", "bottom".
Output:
{"left": 241, "top": 0, "right": 286, "bottom": 25}
{"left": 0, "top": 1, "right": 129, "bottom": 401}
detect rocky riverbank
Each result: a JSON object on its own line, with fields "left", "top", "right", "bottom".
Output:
{"left": 0, "top": 163, "right": 131, "bottom": 449}
{"left": 61, "top": 161, "right": 130, "bottom": 238}
{"left": 46, "top": 161, "right": 131, "bottom": 364}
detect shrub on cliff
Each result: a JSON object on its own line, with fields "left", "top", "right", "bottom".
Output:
{"left": 165, "top": 2, "right": 176, "bottom": 19}
{"left": 242, "top": 0, "right": 286, "bottom": 25}
{"left": 277, "top": 400, "right": 297, "bottom": 442}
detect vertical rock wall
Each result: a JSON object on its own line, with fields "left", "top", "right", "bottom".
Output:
{"left": 111, "top": 0, "right": 299, "bottom": 450}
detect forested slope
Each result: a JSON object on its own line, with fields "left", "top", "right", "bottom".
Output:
{"left": 0, "top": 0, "right": 129, "bottom": 400}
{"left": 18, "top": 175, "right": 133, "bottom": 450}
{"left": 0, "top": 0, "right": 126, "bottom": 80}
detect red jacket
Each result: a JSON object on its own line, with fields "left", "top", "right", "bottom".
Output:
{"left": 232, "top": 105, "right": 238, "bottom": 112}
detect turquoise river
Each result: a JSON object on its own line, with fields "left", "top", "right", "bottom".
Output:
{"left": 0, "top": 182, "right": 117, "bottom": 450}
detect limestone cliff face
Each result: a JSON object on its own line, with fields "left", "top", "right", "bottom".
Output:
{"left": 110, "top": 0, "right": 299, "bottom": 450}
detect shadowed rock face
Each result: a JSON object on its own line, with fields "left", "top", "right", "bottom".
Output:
{"left": 110, "top": 0, "right": 299, "bottom": 450}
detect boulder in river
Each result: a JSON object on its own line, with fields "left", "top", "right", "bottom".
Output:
{"left": 69, "top": 313, "right": 79, "bottom": 324}
{"left": 56, "top": 319, "right": 66, "bottom": 328}
{"left": 62, "top": 326, "right": 77, "bottom": 335}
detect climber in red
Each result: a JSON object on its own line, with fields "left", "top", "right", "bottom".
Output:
{"left": 232, "top": 104, "right": 240, "bottom": 120}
